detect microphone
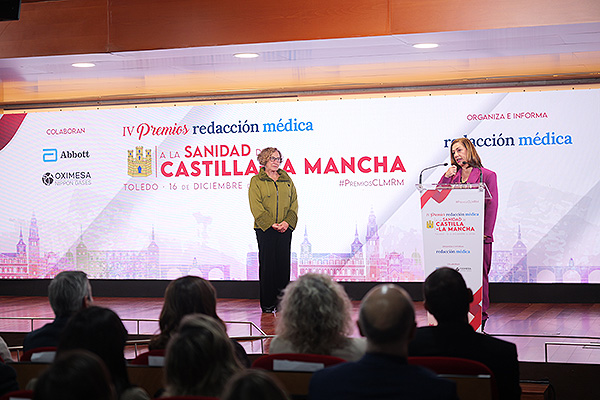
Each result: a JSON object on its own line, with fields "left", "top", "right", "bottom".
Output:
{"left": 419, "top": 163, "right": 448, "bottom": 184}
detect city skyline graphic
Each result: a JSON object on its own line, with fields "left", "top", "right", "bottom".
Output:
{"left": 3, "top": 211, "right": 599, "bottom": 283}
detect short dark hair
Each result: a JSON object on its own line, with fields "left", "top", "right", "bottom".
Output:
{"left": 57, "top": 306, "right": 130, "bottom": 396}
{"left": 424, "top": 267, "right": 472, "bottom": 323}
{"left": 34, "top": 349, "right": 116, "bottom": 400}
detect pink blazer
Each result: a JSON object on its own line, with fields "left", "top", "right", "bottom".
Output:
{"left": 439, "top": 167, "right": 498, "bottom": 243}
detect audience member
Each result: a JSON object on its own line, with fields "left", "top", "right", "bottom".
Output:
{"left": 221, "top": 369, "right": 290, "bottom": 400}
{"left": 270, "top": 273, "right": 366, "bottom": 361}
{"left": 163, "top": 314, "right": 242, "bottom": 398}
{"left": 23, "top": 270, "right": 92, "bottom": 352}
{"left": 309, "top": 284, "right": 458, "bottom": 400}
{"left": 57, "top": 306, "right": 150, "bottom": 400}
{"left": 33, "top": 349, "right": 116, "bottom": 400}
{"left": 0, "top": 360, "right": 18, "bottom": 397}
{"left": 149, "top": 275, "right": 249, "bottom": 366}
{"left": 408, "top": 267, "right": 521, "bottom": 400}
{"left": 0, "top": 336, "right": 12, "bottom": 362}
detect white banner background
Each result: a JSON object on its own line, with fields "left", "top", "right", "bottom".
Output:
{"left": 0, "top": 89, "right": 599, "bottom": 282}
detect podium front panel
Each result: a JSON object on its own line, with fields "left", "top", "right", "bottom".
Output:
{"left": 420, "top": 185, "right": 485, "bottom": 331}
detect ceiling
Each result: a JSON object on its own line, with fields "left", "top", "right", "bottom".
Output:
{"left": 1, "top": 21, "right": 600, "bottom": 110}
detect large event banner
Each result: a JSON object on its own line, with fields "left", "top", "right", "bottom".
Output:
{"left": 1, "top": 89, "right": 600, "bottom": 283}
{"left": 420, "top": 184, "right": 485, "bottom": 329}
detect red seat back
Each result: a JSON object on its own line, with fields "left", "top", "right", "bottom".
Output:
{"left": 157, "top": 397, "right": 218, "bottom": 400}
{"left": 252, "top": 353, "right": 346, "bottom": 370}
{"left": 408, "top": 356, "right": 499, "bottom": 400}
{"left": 129, "top": 349, "right": 166, "bottom": 365}
{"left": 0, "top": 389, "right": 34, "bottom": 400}
{"left": 20, "top": 347, "right": 57, "bottom": 362}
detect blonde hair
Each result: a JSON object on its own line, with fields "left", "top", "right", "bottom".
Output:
{"left": 276, "top": 274, "right": 353, "bottom": 355}
{"left": 257, "top": 147, "right": 281, "bottom": 166}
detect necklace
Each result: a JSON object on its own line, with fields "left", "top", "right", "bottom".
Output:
{"left": 460, "top": 168, "right": 472, "bottom": 183}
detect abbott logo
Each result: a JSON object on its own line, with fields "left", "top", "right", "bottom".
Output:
{"left": 43, "top": 149, "right": 58, "bottom": 162}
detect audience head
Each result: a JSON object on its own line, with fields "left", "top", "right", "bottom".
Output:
{"left": 276, "top": 273, "right": 353, "bottom": 355}
{"left": 424, "top": 267, "right": 473, "bottom": 323}
{"left": 34, "top": 349, "right": 116, "bottom": 400}
{"left": 151, "top": 275, "right": 223, "bottom": 349}
{"left": 57, "top": 306, "right": 130, "bottom": 396}
{"left": 164, "top": 314, "right": 242, "bottom": 397}
{"left": 48, "top": 270, "right": 92, "bottom": 318}
{"left": 221, "top": 369, "right": 290, "bottom": 400}
{"left": 358, "top": 284, "right": 416, "bottom": 354}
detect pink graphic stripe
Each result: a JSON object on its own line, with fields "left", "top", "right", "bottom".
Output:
{"left": 420, "top": 189, "right": 452, "bottom": 209}
{"left": 0, "top": 114, "right": 27, "bottom": 152}
{"left": 469, "top": 287, "right": 483, "bottom": 330}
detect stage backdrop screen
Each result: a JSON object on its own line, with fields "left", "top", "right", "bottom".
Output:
{"left": 1, "top": 89, "right": 599, "bottom": 283}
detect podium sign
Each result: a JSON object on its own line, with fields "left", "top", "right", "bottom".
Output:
{"left": 418, "top": 183, "right": 486, "bottom": 331}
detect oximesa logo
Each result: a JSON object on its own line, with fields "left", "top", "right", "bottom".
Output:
{"left": 42, "top": 173, "right": 54, "bottom": 186}
{"left": 41, "top": 171, "right": 92, "bottom": 186}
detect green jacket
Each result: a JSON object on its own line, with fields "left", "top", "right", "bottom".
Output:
{"left": 249, "top": 167, "right": 298, "bottom": 231}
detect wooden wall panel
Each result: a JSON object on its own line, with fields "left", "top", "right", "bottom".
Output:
{"left": 2, "top": 0, "right": 600, "bottom": 59}
{"left": 390, "top": 0, "right": 600, "bottom": 34}
{"left": 0, "top": 0, "right": 108, "bottom": 58}
{"left": 107, "top": 0, "right": 390, "bottom": 51}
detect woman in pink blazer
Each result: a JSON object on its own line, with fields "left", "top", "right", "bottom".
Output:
{"left": 439, "top": 137, "right": 498, "bottom": 329}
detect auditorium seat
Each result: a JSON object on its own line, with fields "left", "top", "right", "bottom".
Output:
{"left": 156, "top": 397, "right": 218, "bottom": 400}
{"left": 10, "top": 362, "right": 49, "bottom": 390}
{"left": 439, "top": 374, "right": 495, "bottom": 400}
{"left": 252, "top": 353, "right": 346, "bottom": 399}
{"left": 0, "top": 389, "right": 34, "bottom": 400}
{"left": 252, "top": 353, "right": 346, "bottom": 371}
{"left": 408, "top": 356, "right": 498, "bottom": 400}
{"left": 129, "top": 349, "right": 166, "bottom": 366}
{"left": 127, "top": 365, "right": 165, "bottom": 397}
{"left": 19, "top": 347, "right": 56, "bottom": 363}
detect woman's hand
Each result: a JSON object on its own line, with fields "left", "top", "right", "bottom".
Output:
{"left": 444, "top": 165, "right": 457, "bottom": 178}
{"left": 272, "top": 221, "right": 289, "bottom": 233}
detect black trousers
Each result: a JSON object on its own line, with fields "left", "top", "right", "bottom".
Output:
{"left": 255, "top": 227, "right": 292, "bottom": 309}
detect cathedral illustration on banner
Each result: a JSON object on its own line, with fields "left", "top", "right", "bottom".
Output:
{"left": 0, "top": 214, "right": 162, "bottom": 279}
{"left": 0, "top": 214, "right": 233, "bottom": 280}
{"left": 246, "top": 210, "right": 424, "bottom": 282}
{"left": 2, "top": 213, "right": 599, "bottom": 282}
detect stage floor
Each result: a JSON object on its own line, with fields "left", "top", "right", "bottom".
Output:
{"left": 2, "top": 296, "right": 600, "bottom": 364}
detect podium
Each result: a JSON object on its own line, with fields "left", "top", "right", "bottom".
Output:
{"left": 417, "top": 183, "right": 491, "bottom": 331}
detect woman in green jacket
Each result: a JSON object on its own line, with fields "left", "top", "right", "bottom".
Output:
{"left": 248, "top": 147, "right": 298, "bottom": 313}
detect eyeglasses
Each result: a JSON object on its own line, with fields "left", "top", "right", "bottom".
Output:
{"left": 269, "top": 157, "right": 283, "bottom": 163}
